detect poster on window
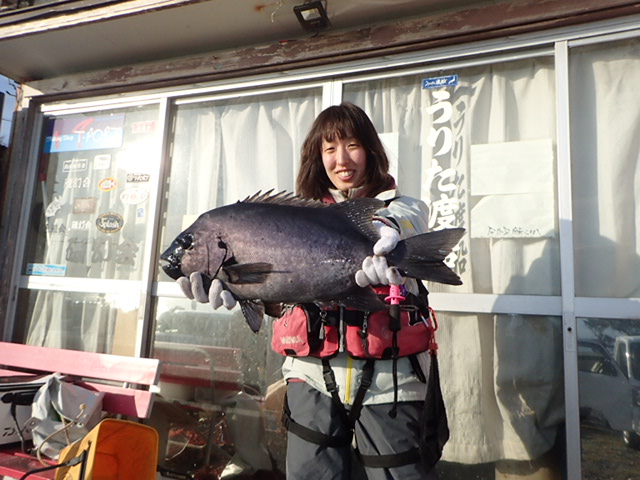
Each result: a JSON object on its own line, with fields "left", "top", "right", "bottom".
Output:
{"left": 44, "top": 114, "right": 125, "bottom": 153}
{"left": 469, "top": 139, "right": 555, "bottom": 238}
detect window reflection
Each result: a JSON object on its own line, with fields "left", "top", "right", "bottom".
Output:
{"left": 15, "top": 289, "right": 141, "bottom": 354}
{"left": 152, "top": 298, "right": 286, "bottom": 478}
{"left": 578, "top": 318, "right": 640, "bottom": 478}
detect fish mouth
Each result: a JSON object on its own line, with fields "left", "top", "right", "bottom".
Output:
{"left": 160, "top": 233, "right": 194, "bottom": 281}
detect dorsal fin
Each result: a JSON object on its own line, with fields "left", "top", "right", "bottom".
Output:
{"left": 330, "top": 197, "right": 385, "bottom": 242}
{"left": 240, "top": 190, "right": 383, "bottom": 241}
{"left": 240, "top": 190, "right": 329, "bottom": 208}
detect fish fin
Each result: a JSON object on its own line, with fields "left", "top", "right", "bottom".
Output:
{"left": 239, "top": 191, "right": 382, "bottom": 243}
{"left": 264, "top": 302, "right": 284, "bottom": 318}
{"left": 241, "top": 190, "right": 328, "bottom": 208}
{"left": 330, "top": 198, "right": 386, "bottom": 242}
{"left": 335, "top": 286, "right": 388, "bottom": 311}
{"left": 224, "top": 263, "right": 273, "bottom": 284}
{"left": 240, "top": 300, "right": 264, "bottom": 333}
{"left": 390, "top": 228, "right": 465, "bottom": 285}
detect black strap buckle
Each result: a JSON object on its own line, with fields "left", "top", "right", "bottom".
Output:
{"left": 322, "top": 362, "right": 338, "bottom": 393}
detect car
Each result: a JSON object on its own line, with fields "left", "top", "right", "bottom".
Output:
{"left": 577, "top": 340, "right": 633, "bottom": 434}
{"left": 613, "top": 336, "right": 640, "bottom": 449}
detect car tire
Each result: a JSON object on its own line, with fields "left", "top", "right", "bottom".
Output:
{"left": 623, "top": 430, "right": 640, "bottom": 449}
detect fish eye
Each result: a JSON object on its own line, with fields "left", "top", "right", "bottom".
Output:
{"left": 177, "top": 233, "right": 194, "bottom": 249}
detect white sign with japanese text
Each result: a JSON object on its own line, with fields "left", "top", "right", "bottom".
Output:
{"left": 470, "top": 139, "right": 555, "bottom": 238}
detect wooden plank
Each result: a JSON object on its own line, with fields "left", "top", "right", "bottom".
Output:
{"left": 0, "top": 342, "right": 160, "bottom": 386}
{"left": 78, "top": 381, "right": 156, "bottom": 419}
{"left": 0, "top": 450, "right": 56, "bottom": 480}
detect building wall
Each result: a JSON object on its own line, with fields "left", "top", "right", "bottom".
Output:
{"left": 22, "top": 0, "right": 640, "bottom": 96}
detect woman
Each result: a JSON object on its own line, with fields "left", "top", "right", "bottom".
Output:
{"left": 282, "top": 102, "right": 437, "bottom": 480}
{"left": 180, "top": 103, "right": 441, "bottom": 480}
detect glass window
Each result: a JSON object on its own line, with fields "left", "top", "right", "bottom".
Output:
{"left": 25, "top": 104, "right": 162, "bottom": 281}
{"left": 14, "top": 289, "right": 141, "bottom": 354}
{"left": 17, "top": 103, "right": 163, "bottom": 353}
{"left": 152, "top": 298, "right": 286, "bottom": 477}
{"left": 343, "top": 58, "right": 566, "bottom": 478}
{"left": 343, "top": 56, "right": 559, "bottom": 296}
{"left": 571, "top": 36, "right": 640, "bottom": 474}
{"left": 570, "top": 38, "right": 640, "bottom": 298}
{"left": 434, "top": 312, "right": 564, "bottom": 477}
{"left": 10, "top": 31, "right": 640, "bottom": 480}
{"left": 152, "top": 88, "right": 323, "bottom": 478}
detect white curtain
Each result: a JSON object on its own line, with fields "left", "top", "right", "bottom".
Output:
{"left": 570, "top": 38, "right": 640, "bottom": 298}
{"left": 346, "top": 57, "right": 565, "bottom": 463}
{"left": 347, "top": 43, "right": 640, "bottom": 463}
{"left": 164, "top": 90, "right": 323, "bottom": 229}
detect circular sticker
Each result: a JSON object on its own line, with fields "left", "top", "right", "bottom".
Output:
{"left": 120, "top": 187, "right": 149, "bottom": 205}
{"left": 96, "top": 212, "right": 124, "bottom": 233}
{"left": 98, "top": 177, "right": 118, "bottom": 192}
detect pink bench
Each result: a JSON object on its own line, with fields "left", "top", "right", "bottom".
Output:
{"left": 0, "top": 341, "right": 161, "bottom": 480}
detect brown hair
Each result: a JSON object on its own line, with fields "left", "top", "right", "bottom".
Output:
{"left": 296, "top": 102, "right": 395, "bottom": 200}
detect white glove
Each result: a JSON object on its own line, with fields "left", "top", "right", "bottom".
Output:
{"left": 355, "top": 221, "right": 403, "bottom": 287}
{"left": 373, "top": 222, "right": 400, "bottom": 255}
{"left": 355, "top": 255, "right": 405, "bottom": 287}
{"left": 177, "top": 273, "right": 237, "bottom": 310}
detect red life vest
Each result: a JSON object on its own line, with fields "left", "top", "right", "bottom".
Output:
{"left": 271, "top": 287, "right": 436, "bottom": 359}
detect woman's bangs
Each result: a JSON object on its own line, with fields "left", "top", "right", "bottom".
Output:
{"left": 320, "top": 115, "right": 356, "bottom": 143}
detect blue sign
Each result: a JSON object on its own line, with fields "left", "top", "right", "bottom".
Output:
{"left": 27, "top": 264, "right": 67, "bottom": 276}
{"left": 44, "top": 114, "right": 125, "bottom": 153}
{"left": 422, "top": 74, "right": 459, "bottom": 89}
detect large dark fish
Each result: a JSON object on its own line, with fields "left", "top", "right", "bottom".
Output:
{"left": 160, "top": 191, "right": 464, "bottom": 333}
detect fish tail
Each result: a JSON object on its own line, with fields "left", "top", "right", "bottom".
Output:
{"left": 391, "top": 228, "right": 465, "bottom": 285}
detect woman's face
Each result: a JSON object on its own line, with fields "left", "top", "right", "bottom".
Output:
{"left": 321, "top": 136, "right": 368, "bottom": 193}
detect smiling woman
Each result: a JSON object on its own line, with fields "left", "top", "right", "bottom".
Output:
{"left": 321, "top": 136, "right": 368, "bottom": 192}
{"left": 297, "top": 102, "right": 396, "bottom": 200}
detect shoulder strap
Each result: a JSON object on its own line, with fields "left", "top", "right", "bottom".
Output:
{"left": 357, "top": 447, "right": 421, "bottom": 469}
{"left": 321, "top": 358, "right": 375, "bottom": 427}
{"left": 416, "top": 278, "right": 431, "bottom": 312}
{"left": 348, "top": 359, "right": 375, "bottom": 423}
{"left": 283, "top": 359, "right": 376, "bottom": 448}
